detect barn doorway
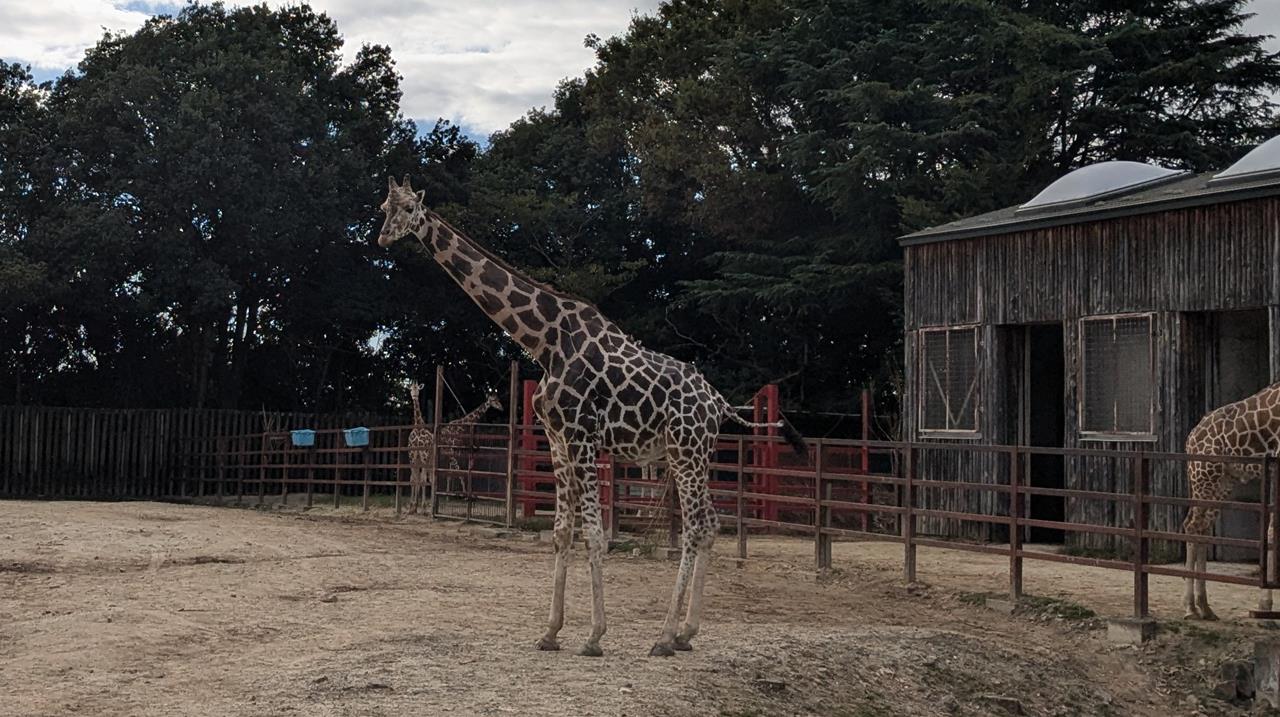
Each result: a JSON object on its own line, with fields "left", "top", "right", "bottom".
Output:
{"left": 1021, "top": 323, "right": 1065, "bottom": 543}
{"left": 1206, "top": 309, "right": 1271, "bottom": 561}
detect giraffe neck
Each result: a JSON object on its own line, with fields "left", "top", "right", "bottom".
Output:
{"left": 411, "top": 395, "right": 426, "bottom": 428}
{"left": 410, "top": 210, "right": 601, "bottom": 369}
{"left": 450, "top": 402, "right": 491, "bottom": 427}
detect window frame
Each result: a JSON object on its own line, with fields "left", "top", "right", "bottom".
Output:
{"left": 917, "top": 324, "right": 982, "bottom": 439}
{"left": 1077, "top": 312, "right": 1157, "bottom": 442}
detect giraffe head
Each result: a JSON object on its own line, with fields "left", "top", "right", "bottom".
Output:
{"left": 484, "top": 394, "right": 503, "bottom": 413}
{"left": 378, "top": 175, "right": 427, "bottom": 247}
{"left": 409, "top": 381, "right": 422, "bottom": 401}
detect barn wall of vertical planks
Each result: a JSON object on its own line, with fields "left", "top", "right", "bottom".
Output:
{"left": 902, "top": 182, "right": 1280, "bottom": 553}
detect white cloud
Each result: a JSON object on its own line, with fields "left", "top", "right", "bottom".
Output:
{"left": 0, "top": 0, "right": 661, "bottom": 134}
{"left": 0, "top": 0, "right": 1276, "bottom": 135}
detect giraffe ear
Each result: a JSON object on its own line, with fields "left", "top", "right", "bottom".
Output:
{"left": 388, "top": 175, "right": 397, "bottom": 189}
{"left": 416, "top": 190, "right": 425, "bottom": 203}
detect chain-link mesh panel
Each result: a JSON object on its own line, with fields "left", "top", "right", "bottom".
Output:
{"left": 1082, "top": 315, "right": 1152, "bottom": 434}
{"left": 920, "top": 328, "right": 978, "bottom": 432}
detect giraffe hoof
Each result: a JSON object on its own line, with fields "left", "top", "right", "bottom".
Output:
{"left": 649, "top": 642, "right": 676, "bottom": 657}
{"left": 672, "top": 637, "right": 692, "bottom": 652}
{"left": 535, "top": 637, "right": 561, "bottom": 652}
{"left": 1200, "top": 610, "right": 1220, "bottom": 622}
{"left": 577, "top": 643, "right": 603, "bottom": 657}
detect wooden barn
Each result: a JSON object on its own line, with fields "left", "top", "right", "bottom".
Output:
{"left": 899, "top": 137, "right": 1280, "bottom": 554}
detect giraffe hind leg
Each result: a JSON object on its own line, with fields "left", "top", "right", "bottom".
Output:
{"left": 1183, "top": 507, "right": 1204, "bottom": 619}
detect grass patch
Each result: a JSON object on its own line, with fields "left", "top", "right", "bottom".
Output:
{"left": 1019, "top": 594, "right": 1097, "bottom": 620}
{"left": 609, "top": 537, "right": 657, "bottom": 556}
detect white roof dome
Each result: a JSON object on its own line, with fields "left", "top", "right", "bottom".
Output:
{"left": 1212, "top": 135, "right": 1280, "bottom": 184}
{"left": 1019, "top": 161, "right": 1186, "bottom": 212}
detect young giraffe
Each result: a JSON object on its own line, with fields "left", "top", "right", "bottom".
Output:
{"left": 1183, "top": 382, "right": 1280, "bottom": 620}
{"left": 377, "top": 175, "right": 805, "bottom": 657}
{"left": 406, "top": 381, "right": 434, "bottom": 514}
{"left": 436, "top": 394, "right": 503, "bottom": 497}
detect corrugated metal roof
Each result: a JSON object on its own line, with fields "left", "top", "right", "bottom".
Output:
{"left": 900, "top": 167, "right": 1280, "bottom": 246}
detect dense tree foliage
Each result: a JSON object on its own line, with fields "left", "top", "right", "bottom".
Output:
{"left": 1, "top": 0, "right": 1277, "bottom": 412}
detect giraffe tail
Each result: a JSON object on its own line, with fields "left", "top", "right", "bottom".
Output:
{"left": 723, "top": 406, "right": 808, "bottom": 457}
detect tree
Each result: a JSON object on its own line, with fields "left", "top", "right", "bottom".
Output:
{"left": 3, "top": 4, "right": 458, "bottom": 409}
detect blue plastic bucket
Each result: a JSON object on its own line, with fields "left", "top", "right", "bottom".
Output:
{"left": 290, "top": 429, "right": 316, "bottom": 447}
{"left": 343, "top": 427, "right": 370, "bottom": 447}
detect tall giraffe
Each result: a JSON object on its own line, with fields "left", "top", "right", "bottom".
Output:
{"left": 437, "top": 394, "right": 503, "bottom": 497}
{"left": 406, "top": 381, "right": 433, "bottom": 514}
{"left": 377, "top": 175, "right": 805, "bottom": 657}
{"left": 1183, "top": 382, "right": 1280, "bottom": 620}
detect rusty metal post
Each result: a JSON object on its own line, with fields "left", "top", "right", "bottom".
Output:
{"left": 505, "top": 360, "right": 519, "bottom": 528}
{"left": 1133, "top": 451, "right": 1149, "bottom": 618}
{"left": 737, "top": 437, "right": 747, "bottom": 560}
{"left": 430, "top": 365, "right": 444, "bottom": 518}
{"left": 903, "top": 444, "right": 917, "bottom": 584}
{"left": 1009, "top": 447, "right": 1022, "bottom": 602}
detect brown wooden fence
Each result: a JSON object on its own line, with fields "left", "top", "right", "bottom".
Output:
{"left": 0, "top": 406, "right": 404, "bottom": 500}
{"left": 182, "top": 427, "right": 1280, "bottom": 620}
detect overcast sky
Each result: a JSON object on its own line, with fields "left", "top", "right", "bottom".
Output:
{"left": 1, "top": 0, "right": 1277, "bottom": 140}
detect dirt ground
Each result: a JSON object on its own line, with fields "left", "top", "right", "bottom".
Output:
{"left": 1, "top": 501, "right": 1278, "bottom": 716}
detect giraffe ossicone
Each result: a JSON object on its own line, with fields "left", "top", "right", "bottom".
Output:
{"left": 1183, "top": 382, "right": 1280, "bottom": 620}
{"left": 378, "top": 174, "right": 805, "bottom": 657}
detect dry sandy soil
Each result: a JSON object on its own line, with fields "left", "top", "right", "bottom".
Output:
{"left": 1, "top": 500, "right": 1278, "bottom": 717}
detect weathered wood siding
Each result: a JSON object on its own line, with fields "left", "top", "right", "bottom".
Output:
{"left": 905, "top": 197, "right": 1280, "bottom": 549}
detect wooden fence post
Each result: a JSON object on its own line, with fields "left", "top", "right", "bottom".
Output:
{"left": 281, "top": 439, "right": 291, "bottom": 506}
{"left": 1133, "top": 451, "right": 1149, "bottom": 618}
{"left": 903, "top": 444, "right": 917, "bottom": 584}
{"left": 257, "top": 431, "right": 267, "bottom": 507}
{"left": 362, "top": 444, "right": 371, "bottom": 511}
{"left": 215, "top": 437, "right": 226, "bottom": 504}
{"left": 394, "top": 427, "right": 404, "bottom": 516}
{"left": 333, "top": 449, "right": 343, "bottom": 509}
{"left": 506, "top": 360, "right": 519, "bottom": 528}
{"left": 860, "top": 388, "right": 871, "bottom": 533}
{"left": 306, "top": 445, "right": 315, "bottom": 509}
{"left": 814, "top": 439, "right": 830, "bottom": 571}
{"left": 1270, "top": 457, "right": 1280, "bottom": 596}
{"left": 1009, "top": 447, "right": 1023, "bottom": 602}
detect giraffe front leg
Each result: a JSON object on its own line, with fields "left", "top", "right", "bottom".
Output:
{"left": 537, "top": 447, "right": 581, "bottom": 653}
{"left": 1194, "top": 508, "right": 1220, "bottom": 620}
{"left": 675, "top": 515, "right": 717, "bottom": 651}
{"left": 650, "top": 540, "right": 694, "bottom": 657}
{"left": 1183, "top": 542, "right": 1200, "bottom": 619}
